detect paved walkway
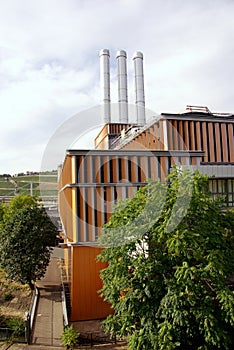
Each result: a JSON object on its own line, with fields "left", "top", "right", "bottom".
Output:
{"left": 0, "top": 248, "right": 128, "bottom": 349}
{"left": 0, "top": 250, "right": 65, "bottom": 350}
{"left": 30, "top": 248, "right": 64, "bottom": 348}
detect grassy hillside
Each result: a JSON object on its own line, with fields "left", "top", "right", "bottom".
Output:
{"left": 0, "top": 171, "right": 58, "bottom": 201}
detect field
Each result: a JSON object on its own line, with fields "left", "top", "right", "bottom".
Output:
{"left": 0, "top": 171, "right": 58, "bottom": 201}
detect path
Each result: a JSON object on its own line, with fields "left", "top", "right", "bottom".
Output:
{"left": 0, "top": 248, "right": 128, "bottom": 349}
{"left": 31, "top": 248, "right": 64, "bottom": 348}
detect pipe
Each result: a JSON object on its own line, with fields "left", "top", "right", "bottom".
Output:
{"left": 133, "top": 51, "right": 145, "bottom": 125}
{"left": 116, "top": 50, "right": 128, "bottom": 123}
{"left": 99, "top": 49, "right": 111, "bottom": 123}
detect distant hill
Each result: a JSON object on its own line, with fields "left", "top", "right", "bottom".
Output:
{"left": 0, "top": 170, "right": 60, "bottom": 230}
{"left": 0, "top": 171, "right": 58, "bottom": 203}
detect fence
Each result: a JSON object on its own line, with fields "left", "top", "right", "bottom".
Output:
{"left": 78, "top": 332, "right": 117, "bottom": 347}
{"left": 0, "top": 327, "right": 13, "bottom": 341}
{"left": 0, "top": 327, "right": 25, "bottom": 343}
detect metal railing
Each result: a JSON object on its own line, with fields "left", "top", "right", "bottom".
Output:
{"left": 0, "top": 327, "right": 14, "bottom": 340}
{"left": 0, "top": 327, "right": 25, "bottom": 343}
{"left": 25, "top": 287, "right": 40, "bottom": 344}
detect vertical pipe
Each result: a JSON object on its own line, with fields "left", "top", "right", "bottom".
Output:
{"left": 30, "top": 181, "right": 33, "bottom": 196}
{"left": 99, "top": 49, "right": 111, "bottom": 123}
{"left": 133, "top": 51, "right": 146, "bottom": 125}
{"left": 116, "top": 50, "right": 128, "bottom": 123}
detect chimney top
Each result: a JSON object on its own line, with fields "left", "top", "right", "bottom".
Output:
{"left": 133, "top": 51, "right": 143, "bottom": 60}
{"left": 99, "top": 49, "right": 110, "bottom": 56}
{"left": 116, "top": 50, "right": 127, "bottom": 58}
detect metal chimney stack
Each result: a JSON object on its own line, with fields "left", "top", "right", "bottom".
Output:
{"left": 133, "top": 51, "right": 146, "bottom": 125}
{"left": 99, "top": 49, "right": 111, "bottom": 123}
{"left": 116, "top": 50, "right": 128, "bottom": 123}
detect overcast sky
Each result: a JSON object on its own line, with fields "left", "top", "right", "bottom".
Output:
{"left": 1, "top": 0, "right": 234, "bottom": 175}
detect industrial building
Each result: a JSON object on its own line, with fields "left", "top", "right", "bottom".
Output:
{"left": 58, "top": 49, "right": 234, "bottom": 321}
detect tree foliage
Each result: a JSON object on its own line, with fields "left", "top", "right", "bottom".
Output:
{"left": 0, "top": 202, "right": 5, "bottom": 222}
{"left": 1, "top": 194, "right": 39, "bottom": 223}
{"left": 98, "top": 168, "right": 234, "bottom": 349}
{"left": 0, "top": 195, "right": 57, "bottom": 289}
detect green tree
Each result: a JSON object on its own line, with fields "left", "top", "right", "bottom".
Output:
{"left": 0, "top": 202, "right": 5, "bottom": 222}
{"left": 0, "top": 201, "right": 57, "bottom": 290}
{"left": 98, "top": 168, "right": 234, "bottom": 350}
{"left": 2, "top": 194, "right": 39, "bottom": 223}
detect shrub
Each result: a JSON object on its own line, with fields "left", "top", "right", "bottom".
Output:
{"left": 3, "top": 292, "right": 13, "bottom": 301}
{"left": 6, "top": 317, "right": 25, "bottom": 337}
{"left": 61, "top": 325, "right": 79, "bottom": 349}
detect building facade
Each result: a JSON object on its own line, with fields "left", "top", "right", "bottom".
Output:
{"left": 58, "top": 50, "right": 234, "bottom": 321}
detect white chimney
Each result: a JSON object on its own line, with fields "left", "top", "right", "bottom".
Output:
{"left": 99, "top": 49, "right": 111, "bottom": 123}
{"left": 133, "top": 51, "right": 145, "bottom": 125}
{"left": 116, "top": 50, "right": 128, "bottom": 123}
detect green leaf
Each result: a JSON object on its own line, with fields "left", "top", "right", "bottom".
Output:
{"left": 97, "top": 167, "right": 234, "bottom": 349}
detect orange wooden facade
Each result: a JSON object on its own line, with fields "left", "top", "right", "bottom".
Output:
{"left": 58, "top": 111, "right": 234, "bottom": 321}
{"left": 70, "top": 245, "right": 113, "bottom": 321}
{"left": 120, "top": 113, "right": 234, "bottom": 164}
{"left": 94, "top": 123, "right": 135, "bottom": 150}
{"left": 59, "top": 149, "right": 202, "bottom": 321}
{"left": 59, "top": 150, "right": 202, "bottom": 243}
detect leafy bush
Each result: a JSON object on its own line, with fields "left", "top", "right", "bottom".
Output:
{"left": 61, "top": 325, "right": 79, "bottom": 349}
{"left": 0, "top": 315, "right": 6, "bottom": 327}
{"left": 3, "top": 292, "right": 13, "bottom": 301}
{"left": 6, "top": 317, "right": 25, "bottom": 336}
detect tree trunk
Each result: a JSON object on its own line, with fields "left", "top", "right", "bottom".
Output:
{"left": 28, "top": 280, "right": 35, "bottom": 290}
